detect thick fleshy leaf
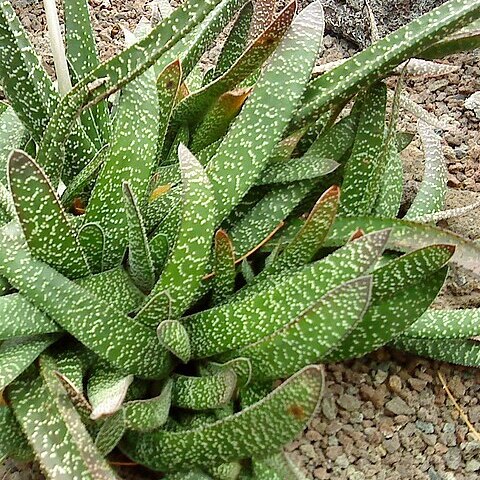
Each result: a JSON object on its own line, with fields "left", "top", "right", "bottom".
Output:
{"left": 202, "top": 358, "right": 252, "bottom": 389}
{"left": 393, "top": 337, "right": 480, "bottom": 367}
{"left": 339, "top": 82, "right": 387, "bottom": 216}
{"left": 124, "top": 379, "right": 173, "bottom": 432}
{"left": 8, "top": 150, "right": 90, "bottom": 279}
{"left": 78, "top": 222, "right": 105, "bottom": 273}
{"left": 0, "top": 0, "right": 57, "bottom": 140}
{"left": 121, "top": 365, "right": 324, "bottom": 471}
{"left": 9, "top": 356, "right": 118, "bottom": 479}
{"left": 185, "top": 230, "right": 389, "bottom": 358}
{"left": 123, "top": 182, "right": 155, "bottom": 292}
{"left": 64, "top": 0, "right": 110, "bottom": 143}
{"left": 173, "top": 2, "right": 295, "bottom": 131}
{"left": 144, "top": 145, "right": 216, "bottom": 318}
{"left": 0, "top": 234, "right": 171, "bottom": 378}
{"left": 401, "top": 309, "right": 480, "bottom": 339}
{"left": 0, "top": 334, "right": 59, "bottom": 391}
{"left": 213, "top": 1, "right": 253, "bottom": 78}
{"left": 326, "top": 216, "right": 480, "bottom": 278}
{"left": 95, "top": 409, "right": 126, "bottom": 456}
{"left": 84, "top": 54, "right": 160, "bottom": 270}
{"left": 87, "top": 363, "right": 133, "bottom": 420}
{"left": 293, "top": 0, "right": 480, "bottom": 127}
{"left": 211, "top": 230, "right": 236, "bottom": 305}
{"left": 0, "top": 106, "right": 25, "bottom": 185}
{"left": 157, "top": 320, "right": 191, "bottom": 363}
{"left": 172, "top": 369, "right": 237, "bottom": 410}
{"left": 229, "top": 182, "right": 313, "bottom": 257}
{"left": 0, "top": 407, "right": 32, "bottom": 462}
{"left": 264, "top": 186, "right": 340, "bottom": 276}
{"left": 224, "top": 277, "right": 371, "bottom": 380}
{"left": 405, "top": 121, "right": 447, "bottom": 220}
{"left": 324, "top": 245, "right": 454, "bottom": 362}
{"left": 207, "top": 1, "right": 325, "bottom": 223}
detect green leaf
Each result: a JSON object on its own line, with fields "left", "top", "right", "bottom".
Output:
{"left": 157, "top": 320, "right": 191, "bottom": 363}
{"left": 78, "top": 222, "right": 105, "bottom": 273}
{"left": 229, "top": 182, "right": 313, "bottom": 257}
{"left": 156, "top": 59, "right": 183, "bottom": 162}
{"left": 202, "top": 358, "right": 252, "bottom": 389}
{"left": 172, "top": 369, "right": 237, "bottom": 410}
{"left": 339, "top": 82, "right": 387, "bottom": 216}
{"left": 324, "top": 245, "right": 454, "bottom": 362}
{"left": 144, "top": 144, "right": 216, "bottom": 318}
{"left": 326, "top": 216, "right": 480, "bottom": 278}
{"left": 174, "top": 2, "right": 295, "bottom": 131}
{"left": 253, "top": 452, "right": 308, "bottom": 480}
{"left": 9, "top": 356, "right": 118, "bottom": 479}
{"left": 8, "top": 150, "right": 90, "bottom": 279}
{"left": 124, "top": 379, "right": 172, "bottom": 432}
{"left": 64, "top": 0, "right": 110, "bottom": 143}
{"left": 0, "top": 235, "right": 171, "bottom": 378}
{"left": 121, "top": 365, "right": 324, "bottom": 471}
{"left": 211, "top": 229, "right": 236, "bottom": 305}
{"left": 0, "top": 106, "right": 25, "bottom": 185}
{"left": 185, "top": 230, "right": 389, "bottom": 358}
{"left": 87, "top": 363, "right": 133, "bottom": 420}
{"left": 0, "top": 407, "right": 32, "bottom": 462}
{"left": 264, "top": 186, "right": 340, "bottom": 276}
{"left": 293, "top": 0, "right": 480, "bottom": 127}
{"left": 95, "top": 409, "right": 126, "bottom": 456}
{"left": 0, "top": 334, "right": 59, "bottom": 391}
{"left": 393, "top": 337, "right": 480, "bottom": 367}
{"left": 213, "top": 1, "right": 253, "bottom": 78}
{"left": 123, "top": 182, "right": 155, "bottom": 292}
{"left": 405, "top": 121, "right": 447, "bottom": 220}
{"left": 401, "top": 308, "right": 480, "bottom": 339}
{"left": 207, "top": 1, "right": 325, "bottom": 223}
{"left": 223, "top": 277, "right": 371, "bottom": 381}
{"left": 0, "top": 0, "right": 57, "bottom": 140}
{"left": 84, "top": 57, "right": 159, "bottom": 271}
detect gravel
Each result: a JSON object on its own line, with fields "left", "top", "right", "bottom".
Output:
{"left": 1, "top": 0, "right": 480, "bottom": 479}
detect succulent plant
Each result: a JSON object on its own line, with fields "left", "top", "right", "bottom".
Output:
{"left": 0, "top": 0, "right": 479, "bottom": 478}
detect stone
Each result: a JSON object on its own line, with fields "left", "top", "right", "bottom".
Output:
{"left": 385, "top": 396, "right": 414, "bottom": 416}
{"left": 444, "top": 448, "right": 462, "bottom": 470}
{"left": 334, "top": 454, "right": 350, "bottom": 469}
{"left": 322, "top": 397, "right": 338, "bottom": 420}
{"left": 415, "top": 420, "right": 435, "bottom": 434}
{"left": 326, "top": 446, "right": 343, "bottom": 461}
{"left": 383, "top": 435, "right": 401, "bottom": 454}
{"left": 337, "top": 394, "right": 361, "bottom": 412}
{"left": 299, "top": 444, "right": 316, "bottom": 459}
{"left": 462, "top": 441, "right": 480, "bottom": 460}
{"left": 465, "top": 459, "right": 480, "bottom": 472}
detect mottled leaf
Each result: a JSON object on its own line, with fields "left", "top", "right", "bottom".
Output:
{"left": 157, "top": 320, "right": 191, "bottom": 363}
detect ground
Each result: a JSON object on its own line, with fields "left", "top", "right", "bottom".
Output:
{"left": 1, "top": 0, "right": 480, "bottom": 478}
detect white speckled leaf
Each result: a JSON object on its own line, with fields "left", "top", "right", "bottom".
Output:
{"left": 254, "top": 451, "right": 308, "bottom": 480}
{"left": 207, "top": 1, "right": 325, "bottom": 223}
{"left": 157, "top": 320, "right": 191, "bottom": 363}
{"left": 185, "top": 230, "right": 389, "bottom": 358}
{"left": 405, "top": 121, "right": 447, "bottom": 220}
{"left": 172, "top": 369, "right": 237, "bottom": 410}
{"left": 78, "top": 222, "right": 105, "bottom": 273}
{"left": 324, "top": 245, "right": 454, "bottom": 362}
{"left": 124, "top": 379, "right": 172, "bottom": 432}
{"left": 145, "top": 144, "right": 216, "bottom": 318}
{"left": 0, "top": 236, "right": 171, "bottom": 378}
{"left": 202, "top": 358, "right": 252, "bottom": 389}
{"left": 174, "top": 2, "right": 295, "bottom": 130}
{"left": 0, "top": 334, "right": 59, "bottom": 391}
{"left": 326, "top": 216, "right": 480, "bottom": 278}
{"left": 8, "top": 150, "right": 90, "bottom": 279}
{"left": 9, "top": 356, "right": 119, "bottom": 479}
{"left": 121, "top": 365, "right": 324, "bottom": 471}
{"left": 339, "top": 82, "right": 387, "bottom": 216}
{"left": 0, "top": 0, "right": 57, "bottom": 140}
{"left": 0, "top": 106, "right": 25, "bottom": 185}
{"left": 212, "top": 229, "right": 236, "bottom": 305}
{"left": 94, "top": 409, "right": 126, "bottom": 456}
{"left": 0, "top": 407, "right": 32, "bottom": 462}
{"left": 123, "top": 182, "right": 155, "bottom": 292}
{"left": 88, "top": 363, "right": 133, "bottom": 420}
{"left": 224, "top": 277, "right": 372, "bottom": 381}
{"left": 294, "top": 0, "right": 480, "bottom": 126}
{"left": 402, "top": 309, "right": 480, "bottom": 339}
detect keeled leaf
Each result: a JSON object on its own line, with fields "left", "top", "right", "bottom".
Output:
{"left": 95, "top": 409, "right": 126, "bottom": 456}
{"left": 8, "top": 150, "right": 90, "bottom": 279}
{"left": 185, "top": 230, "right": 389, "bottom": 358}
{"left": 157, "top": 320, "right": 191, "bottom": 363}
{"left": 121, "top": 365, "right": 324, "bottom": 471}
{"left": 207, "top": 1, "right": 325, "bottom": 223}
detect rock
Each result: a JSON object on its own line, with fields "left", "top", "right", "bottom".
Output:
{"left": 299, "top": 444, "right": 316, "bottom": 459}
{"left": 326, "top": 446, "right": 343, "bottom": 461}
{"left": 462, "top": 441, "right": 480, "bottom": 460}
{"left": 444, "top": 448, "right": 462, "bottom": 470}
{"left": 334, "top": 454, "right": 350, "bottom": 469}
{"left": 385, "top": 397, "right": 414, "bottom": 416}
{"left": 383, "top": 435, "right": 401, "bottom": 454}
{"left": 465, "top": 459, "right": 480, "bottom": 472}
{"left": 415, "top": 420, "right": 435, "bottom": 434}
{"left": 321, "top": 397, "right": 338, "bottom": 420}
{"left": 313, "top": 467, "right": 329, "bottom": 479}
{"left": 337, "top": 394, "right": 361, "bottom": 412}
